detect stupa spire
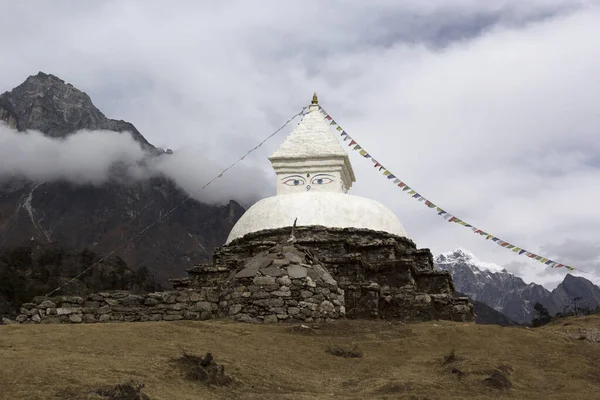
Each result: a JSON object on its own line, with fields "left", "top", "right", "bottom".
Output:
{"left": 311, "top": 92, "right": 319, "bottom": 105}
{"left": 269, "top": 92, "right": 356, "bottom": 195}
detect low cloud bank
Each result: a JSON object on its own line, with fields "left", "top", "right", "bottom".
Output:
{"left": 0, "top": 123, "right": 270, "bottom": 206}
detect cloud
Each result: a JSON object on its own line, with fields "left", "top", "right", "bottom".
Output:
{"left": 0, "top": 0, "right": 599, "bottom": 287}
{"left": 0, "top": 123, "right": 269, "bottom": 207}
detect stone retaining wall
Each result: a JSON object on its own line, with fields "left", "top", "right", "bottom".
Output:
{"left": 10, "top": 227, "right": 475, "bottom": 325}
{"left": 14, "top": 289, "right": 221, "bottom": 324}
{"left": 180, "top": 227, "right": 475, "bottom": 322}
{"left": 222, "top": 271, "right": 345, "bottom": 324}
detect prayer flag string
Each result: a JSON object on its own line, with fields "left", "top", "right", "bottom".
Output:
{"left": 316, "top": 105, "right": 582, "bottom": 273}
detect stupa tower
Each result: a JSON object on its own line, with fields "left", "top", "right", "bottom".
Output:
{"left": 226, "top": 94, "right": 408, "bottom": 244}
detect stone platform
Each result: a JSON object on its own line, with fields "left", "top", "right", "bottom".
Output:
{"left": 174, "top": 226, "right": 475, "bottom": 323}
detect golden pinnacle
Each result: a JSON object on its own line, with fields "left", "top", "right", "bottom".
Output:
{"left": 311, "top": 92, "right": 318, "bottom": 105}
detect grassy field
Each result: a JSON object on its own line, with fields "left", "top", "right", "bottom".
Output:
{"left": 1, "top": 315, "right": 599, "bottom": 400}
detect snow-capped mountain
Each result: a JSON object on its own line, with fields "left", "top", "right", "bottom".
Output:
{"left": 435, "top": 249, "right": 600, "bottom": 324}
{"left": 435, "top": 249, "right": 551, "bottom": 324}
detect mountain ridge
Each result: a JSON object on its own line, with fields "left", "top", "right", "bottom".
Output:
{"left": 0, "top": 72, "right": 245, "bottom": 286}
{"left": 435, "top": 248, "right": 600, "bottom": 324}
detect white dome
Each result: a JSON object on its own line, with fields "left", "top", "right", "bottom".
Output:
{"left": 226, "top": 192, "right": 408, "bottom": 244}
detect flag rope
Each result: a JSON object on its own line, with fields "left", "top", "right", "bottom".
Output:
{"left": 317, "top": 105, "right": 584, "bottom": 273}
{"left": 44, "top": 106, "right": 308, "bottom": 297}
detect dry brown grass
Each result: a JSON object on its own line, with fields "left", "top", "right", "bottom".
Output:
{"left": 1, "top": 315, "right": 600, "bottom": 400}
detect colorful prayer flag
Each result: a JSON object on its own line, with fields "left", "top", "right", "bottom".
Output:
{"left": 319, "top": 105, "right": 577, "bottom": 272}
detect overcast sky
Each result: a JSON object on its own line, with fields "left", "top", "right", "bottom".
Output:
{"left": 1, "top": 0, "right": 599, "bottom": 289}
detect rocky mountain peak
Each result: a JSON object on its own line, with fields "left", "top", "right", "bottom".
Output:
{"left": 0, "top": 71, "right": 156, "bottom": 152}
{"left": 435, "top": 248, "right": 507, "bottom": 274}
{"left": 436, "top": 249, "right": 600, "bottom": 324}
{"left": 0, "top": 72, "right": 246, "bottom": 287}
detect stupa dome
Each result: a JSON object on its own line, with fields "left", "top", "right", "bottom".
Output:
{"left": 225, "top": 93, "right": 408, "bottom": 244}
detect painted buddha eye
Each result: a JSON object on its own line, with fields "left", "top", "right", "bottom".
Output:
{"left": 282, "top": 177, "right": 305, "bottom": 186}
{"left": 311, "top": 176, "right": 334, "bottom": 185}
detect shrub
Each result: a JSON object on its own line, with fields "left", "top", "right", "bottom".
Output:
{"left": 326, "top": 344, "right": 363, "bottom": 358}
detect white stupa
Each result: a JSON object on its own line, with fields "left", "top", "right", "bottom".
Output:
{"left": 225, "top": 94, "right": 408, "bottom": 244}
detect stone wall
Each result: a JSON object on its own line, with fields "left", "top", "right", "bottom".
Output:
{"left": 11, "top": 227, "right": 475, "bottom": 325}
{"left": 180, "top": 226, "right": 475, "bottom": 322}
{"left": 14, "top": 289, "right": 221, "bottom": 324}
{"left": 220, "top": 241, "right": 345, "bottom": 323}
{"left": 221, "top": 275, "right": 345, "bottom": 323}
